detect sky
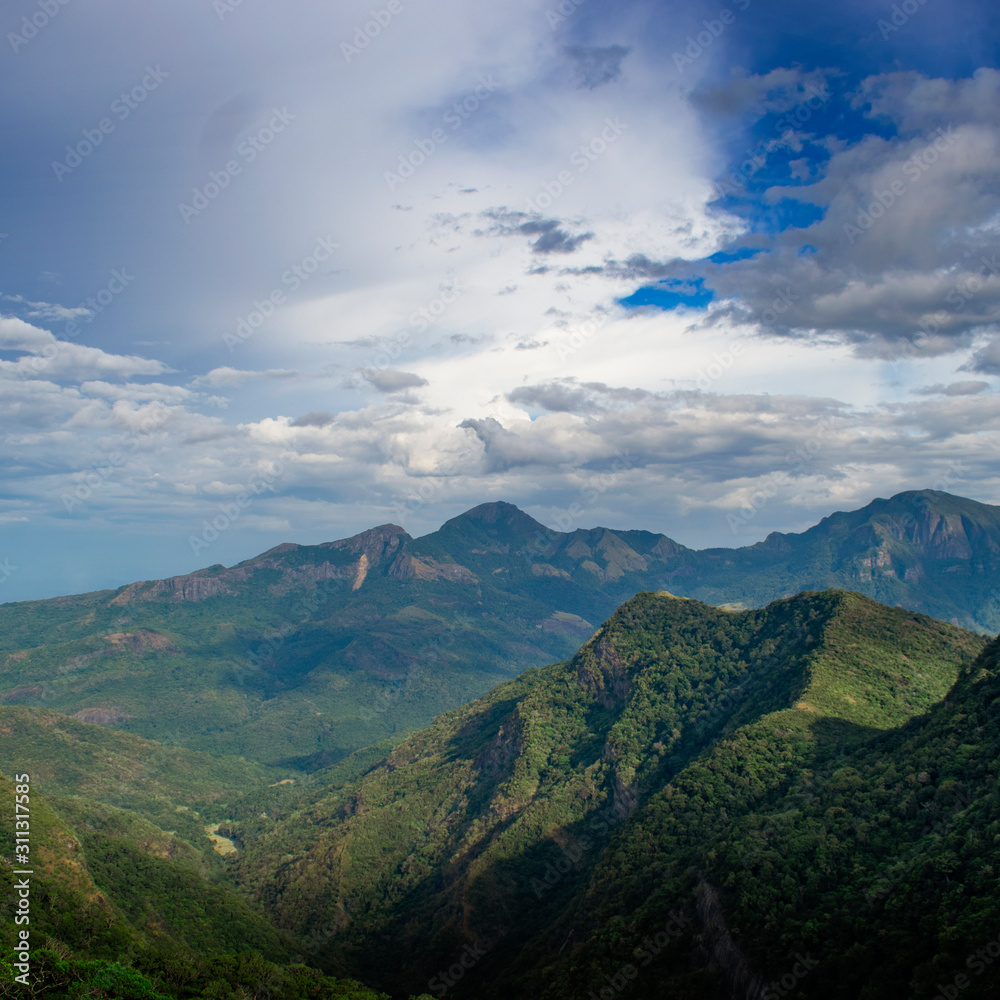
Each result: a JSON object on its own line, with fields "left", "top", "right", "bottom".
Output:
{"left": 2, "top": 0, "right": 1000, "bottom": 602}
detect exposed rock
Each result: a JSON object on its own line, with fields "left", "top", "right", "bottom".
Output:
{"left": 71, "top": 706, "right": 133, "bottom": 725}
{"left": 531, "top": 563, "right": 571, "bottom": 580}
{"left": 575, "top": 632, "right": 630, "bottom": 709}
{"left": 103, "top": 630, "right": 180, "bottom": 654}
{"left": 388, "top": 553, "right": 478, "bottom": 584}
{"left": 694, "top": 880, "right": 767, "bottom": 1000}
{"left": 352, "top": 553, "right": 369, "bottom": 591}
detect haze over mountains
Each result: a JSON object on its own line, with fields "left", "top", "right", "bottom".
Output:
{"left": 1, "top": 490, "right": 998, "bottom": 771}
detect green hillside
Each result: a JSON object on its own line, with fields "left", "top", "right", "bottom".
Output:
{"left": 226, "top": 589, "right": 994, "bottom": 998}
{"left": 0, "top": 770, "right": 391, "bottom": 999}
{"left": 0, "top": 706, "right": 290, "bottom": 848}
{"left": 1, "top": 491, "right": 998, "bottom": 773}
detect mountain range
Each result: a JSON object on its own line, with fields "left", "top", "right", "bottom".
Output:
{"left": 2, "top": 491, "right": 1000, "bottom": 997}
{"left": 1, "top": 489, "right": 998, "bottom": 771}
{"left": 7, "top": 585, "right": 998, "bottom": 998}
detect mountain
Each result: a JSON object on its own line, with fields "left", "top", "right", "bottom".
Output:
{"left": 226, "top": 589, "right": 996, "bottom": 999}
{"left": 667, "top": 489, "right": 1000, "bottom": 630}
{"left": 0, "top": 490, "right": 998, "bottom": 770}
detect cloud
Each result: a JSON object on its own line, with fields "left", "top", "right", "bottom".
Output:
{"left": 290, "top": 411, "right": 335, "bottom": 428}
{"left": 859, "top": 68, "right": 1000, "bottom": 132}
{"left": 0, "top": 318, "right": 170, "bottom": 380}
{"left": 564, "top": 45, "right": 631, "bottom": 90}
{"left": 365, "top": 369, "right": 428, "bottom": 393}
{"left": 1, "top": 296, "right": 89, "bottom": 323}
{"left": 508, "top": 380, "right": 654, "bottom": 414}
{"left": 691, "top": 68, "right": 833, "bottom": 118}
{"left": 458, "top": 416, "right": 570, "bottom": 472}
{"left": 191, "top": 367, "right": 299, "bottom": 388}
{"left": 79, "top": 381, "right": 193, "bottom": 403}
{"left": 962, "top": 337, "right": 1000, "bottom": 375}
{"left": 911, "top": 381, "right": 990, "bottom": 396}
{"left": 0, "top": 316, "right": 55, "bottom": 350}
{"left": 479, "top": 210, "right": 595, "bottom": 255}
{"left": 599, "top": 71, "right": 1000, "bottom": 358}
{"left": 3, "top": 2, "right": 1000, "bottom": 598}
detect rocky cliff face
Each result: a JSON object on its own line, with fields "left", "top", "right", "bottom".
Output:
{"left": 110, "top": 524, "right": 413, "bottom": 603}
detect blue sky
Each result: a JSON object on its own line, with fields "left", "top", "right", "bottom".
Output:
{"left": 2, "top": 0, "right": 1000, "bottom": 601}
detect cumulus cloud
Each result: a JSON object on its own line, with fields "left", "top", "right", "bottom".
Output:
{"left": 0, "top": 316, "right": 55, "bottom": 350}
{"left": 859, "top": 68, "right": 1000, "bottom": 132}
{"left": 594, "top": 71, "right": 1000, "bottom": 360}
{"left": 0, "top": 318, "right": 170, "bottom": 380}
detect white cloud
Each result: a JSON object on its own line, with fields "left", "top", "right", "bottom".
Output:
{"left": 191, "top": 367, "right": 300, "bottom": 387}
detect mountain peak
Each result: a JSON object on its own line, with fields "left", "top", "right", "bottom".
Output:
{"left": 434, "top": 501, "right": 552, "bottom": 542}
{"left": 456, "top": 500, "right": 539, "bottom": 524}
